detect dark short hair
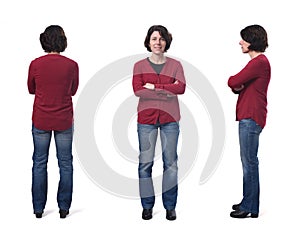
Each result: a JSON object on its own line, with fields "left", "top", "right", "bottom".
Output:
{"left": 40, "top": 25, "right": 67, "bottom": 53}
{"left": 240, "top": 24, "right": 268, "bottom": 52}
{"left": 144, "top": 25, "right": 173, "bottom": 52}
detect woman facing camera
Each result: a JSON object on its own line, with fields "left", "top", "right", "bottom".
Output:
{"left": 132, "top": 25, "right": 186, "bottom": 220}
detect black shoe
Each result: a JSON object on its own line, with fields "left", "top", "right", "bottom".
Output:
{"left": 232, "top": 203, "right": 241, "bottom": 211}
{"left": 59, "top": 209, "right": 69, "bottom": 219}
{"left": 230, "top": 210, "right": 258, "bottom": 218}
{"left": 34, "top": 212, "right": 43, "bottom": 218}
{"left": 142, "top": 208, "right": 153, "bottom": 220}
{"left": 166, "top": 209, "right": 176, "bottom": 221}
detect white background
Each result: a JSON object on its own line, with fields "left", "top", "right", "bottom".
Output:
{"left": 1, "top": 0, "right": 299, "bottom": 249}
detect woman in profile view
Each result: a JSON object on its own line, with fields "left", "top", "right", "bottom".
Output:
{"left": 228, "top": 24, "right": 271, "bottom": 219}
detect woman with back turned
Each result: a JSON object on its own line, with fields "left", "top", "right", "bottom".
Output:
{"left": 28, "top": 25, "right": 79, "bottom": 219}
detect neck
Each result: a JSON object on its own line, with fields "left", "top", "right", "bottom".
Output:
{"left": 249, "top": 51, "right": 262, "bottom": 59}
{"left": 48, "top": 52, "right": 60, "bottom": 55}
{"left": 149, "top": 54, "right": 166, "bottom": 64}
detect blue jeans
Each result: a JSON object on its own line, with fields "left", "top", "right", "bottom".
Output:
{"left": 238, "top": 119, "right": 262, "bottom": 214}
{"left": 137, "top": 122, "right": 179, "bottom": 210}
{"left": 31, "top": 125, "right": 73, "bottom": 213}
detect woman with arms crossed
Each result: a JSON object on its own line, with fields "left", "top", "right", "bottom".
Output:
{"left": 132, "top": 25, "right": 186, "bottom": 220}
{"left": 228, "top": 24, "right": 271, "bottom": 218}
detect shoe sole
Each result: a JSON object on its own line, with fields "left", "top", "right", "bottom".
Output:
{"left": 166, "top": 217, "right": 176, "bottom": 221}
{"left": 142, "top": 216, "right": 152, "bottom": 220}
{"left": 230, "top": 213, "right": 259, "bottom": 218}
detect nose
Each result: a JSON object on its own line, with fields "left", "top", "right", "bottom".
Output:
{"left": 239, "top": 40, "right": 243, "bottom": 45}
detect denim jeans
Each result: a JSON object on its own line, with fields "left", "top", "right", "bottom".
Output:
{"left": 31, "top": 125, "right": 73, "bottom": 213}
{"left": 238, "top": 119, "right": 262, "bottom": 214}
{"left": 137, "top": 122, "right": 179, "bottom": 210}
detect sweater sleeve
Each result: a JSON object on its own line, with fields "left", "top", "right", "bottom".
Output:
{"left": 228, "top": 59, "right": 261, "bottom": 89}
{"left": 71, "top": 62, "right": 79, "bottom": 96}
{"left": 27, "top": 61, "right": 36, "bottom": 94}
{"left": 132, "top": 63, "right": 168, "bottom": 100}
{"left": 154, "top": 62, "right": 186, "bottom": 95}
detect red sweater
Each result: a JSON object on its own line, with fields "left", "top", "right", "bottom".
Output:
{"left": 132, "top": 57, "right": 186, "bottom": 124}
{"left": 28, "top": 54, "right": 79, "bottom": 131}
{"left": 228, "top": 54, "right": 271, "bottom": 128}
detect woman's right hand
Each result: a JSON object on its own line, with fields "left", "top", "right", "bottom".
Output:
{"left": 144, "top": 83, "right": 155, "bottom": 90}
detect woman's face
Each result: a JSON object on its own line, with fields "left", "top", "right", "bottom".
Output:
{"left": 149, "top": 31, "right": 166, "bottom": 55}
{"left": 239, "top": 39, "right": 251, "bottom": 53}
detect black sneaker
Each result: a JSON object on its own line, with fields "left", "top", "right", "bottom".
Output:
{"left": 59, "top": 209, "right": 69, "bottom": 219}
{"left": 142, "top": 208, "right": 153, "bottom": 220}
{"left": 34, "top": 212, "right": 43, "bottom": 219}
{"left": 166, "top": 209, "right": 176, "bottom": 221}
{"left": 232, "top": 203, "right": 241, "bottom": 211}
